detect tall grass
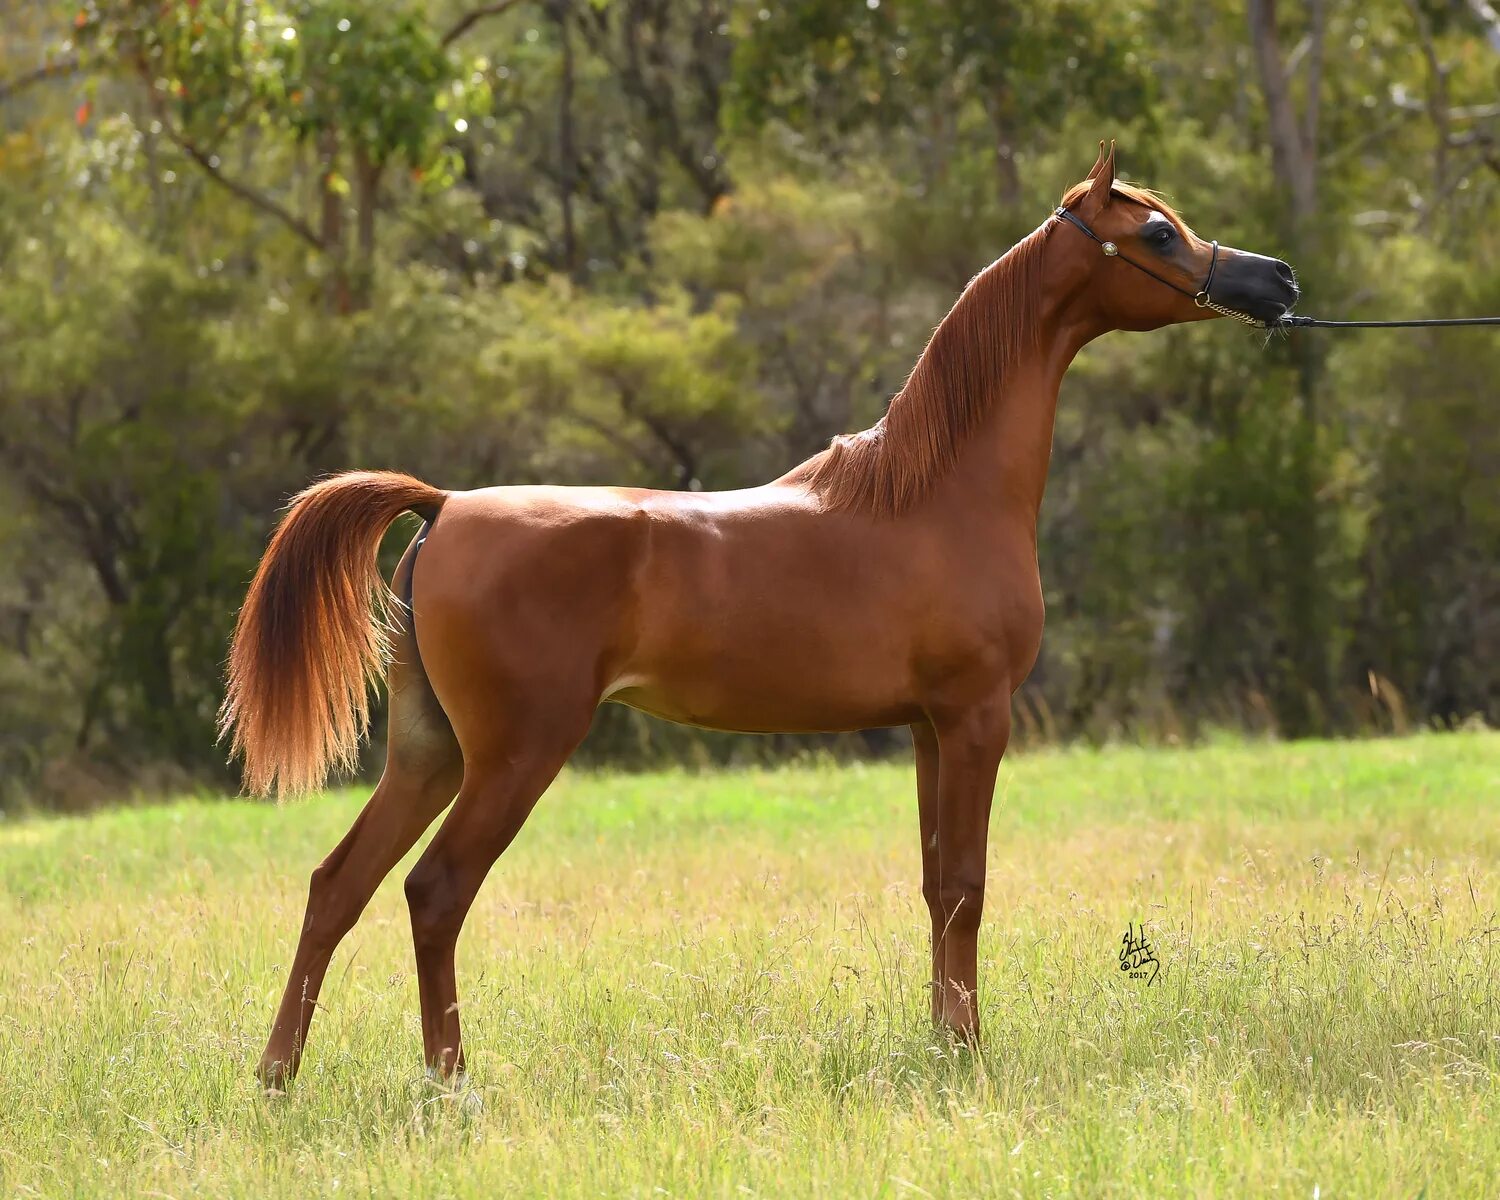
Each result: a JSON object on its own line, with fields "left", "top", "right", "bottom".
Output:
{"left": 2, "top": 733, "right": 1498, "bottom": 1196}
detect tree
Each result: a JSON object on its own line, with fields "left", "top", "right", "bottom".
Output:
{"left": 76, "top": 0, "right": 482, "bottom": 309}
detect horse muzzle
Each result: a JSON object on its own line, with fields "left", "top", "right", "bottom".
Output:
{"left": 1211, "top": 249, "right": 1300, "bottom": 325}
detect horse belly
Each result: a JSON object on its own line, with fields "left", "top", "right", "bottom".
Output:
{"left": 606, "top": 677, "right": 920, "bottom": 734}
{"left": 606, "top": 593, "right": 922, "bottom": 733}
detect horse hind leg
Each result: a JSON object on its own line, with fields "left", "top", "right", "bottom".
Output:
{"left": 258, "top": 557, "right": 461, "bottom": 1088}
{"left": 402, "top": 695, "right": 593, "bottom": 1078}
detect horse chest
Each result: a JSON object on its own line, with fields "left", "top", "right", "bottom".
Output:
{"left": 916, "top": 553, "right": 1045, "bottom": 694}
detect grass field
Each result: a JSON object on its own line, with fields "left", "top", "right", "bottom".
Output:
{"left": 2, "top": 733, "right": 1499, "bottom": 1197}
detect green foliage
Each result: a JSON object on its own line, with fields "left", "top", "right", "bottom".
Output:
{"left": 731, "top": 0, "right": 1152, "bottom": 145}
{"left": 79, "top": 0, "right": 468, "bottom": 167}
{"left": 488, "top": 284, "right": 761, "bottom": 488}
{"left": 1, "top": 0, "right": 1497, "bottom": 806}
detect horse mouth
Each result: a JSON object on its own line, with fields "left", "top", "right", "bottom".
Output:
{"left": 1247, "top": 298, "right": 1294, "bottom": 326}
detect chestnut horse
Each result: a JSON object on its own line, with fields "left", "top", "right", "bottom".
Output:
{"left": 224, "top": 145, "right": 1299, "bottom": 1087}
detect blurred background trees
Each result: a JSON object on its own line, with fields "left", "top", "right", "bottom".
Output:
{"left": 1, "top": 0, "right": 1496, "bottom": 808}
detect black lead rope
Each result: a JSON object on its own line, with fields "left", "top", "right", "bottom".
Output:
{"left": 1053, "top": 204, "right": 1500, "bottom": 331}
{"left": 1273, "top": 314, "right": 1500, "bottom": 329}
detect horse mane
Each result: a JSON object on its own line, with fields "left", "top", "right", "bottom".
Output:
{"left": 800, "top": 182, "right": 1189, "bottom": 518}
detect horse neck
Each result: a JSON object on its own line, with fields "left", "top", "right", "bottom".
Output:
{"left": 957, "top": 321, "right": 1093, "bottom": 524}
{"left": 922, "top": 283, "right": 1097, "bottom": 531}
{"left": 791, "top": 222, "right": 1102, "bottom": 522}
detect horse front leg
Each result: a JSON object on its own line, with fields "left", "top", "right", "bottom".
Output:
{"left": 912, "top": 720, "right": 944, "bottom": 1025}
{"left": 929, "top": 697, "right": 1011, "bottom": 1042}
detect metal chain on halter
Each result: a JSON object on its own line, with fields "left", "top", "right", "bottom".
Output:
{"left": 1053, "top": 204, "right": 1500, "bottom": 331}
{"left": 1195, "top": 292, "right": 1264, "bottom": 327}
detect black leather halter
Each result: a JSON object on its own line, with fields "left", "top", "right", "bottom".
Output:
{"left": 1053, "top": 204, "right": 1263, "bottom": 326}
{"left": 1053, "top": 202, "right": 1500, "bottom": 331}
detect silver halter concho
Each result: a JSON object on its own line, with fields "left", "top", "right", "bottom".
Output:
{"left": 1053, "top": 204, "right": 1264, "bottom": 327}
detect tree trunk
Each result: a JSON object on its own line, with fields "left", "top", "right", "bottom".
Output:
{"left": 985, "top": 83, "right": 1023, "bottom": 208}
{"left": 1247, "top": 0, "right": 1332, "bottom": 734}
{"left": 554, "top": 0, "right": 580, "bottom": 277}
{"left": 1246, "top": 0, "right": 1318, "bottom": 226}
{"left": 353, "top": 143, "right": 383, "bottom": 308}
{"left": 318, "top": 126, "right": 351, "bottom": 314}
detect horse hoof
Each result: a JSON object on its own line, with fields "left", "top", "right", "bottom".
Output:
{"left": 424, "top": 1066, "right": 483, "bottom": 1113}
{"left": 257, "top": 1059, "right": 292, "bottom": 1093}
{"left": 424, "top": 1064, "right": 467, "bottom": 1089}
{"left": 932, "top": 1020, "right": 981, "bottom": 1052}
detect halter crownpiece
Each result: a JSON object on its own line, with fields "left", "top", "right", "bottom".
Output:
{"left": 1053, "top": 204, "right": 1263, "bottom": 327}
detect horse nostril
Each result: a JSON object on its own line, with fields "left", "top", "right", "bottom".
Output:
{"left": 1275, "top": 260, "right": 1296, "bottom": 285}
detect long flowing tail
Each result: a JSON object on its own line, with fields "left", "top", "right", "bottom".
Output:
{"left": 219, "top": 470, "right": 448, "bottom": 797}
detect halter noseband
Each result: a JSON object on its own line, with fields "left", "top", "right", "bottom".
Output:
{"left": 1053, "top": 205, "right": 1263, "bottom": 327}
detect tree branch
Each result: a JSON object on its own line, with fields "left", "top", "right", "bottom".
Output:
{"left": 1467, "top": 0, "right": 1500, "bottom": 53}
{"left": 0, "top": 56, "right": 81, "bottom": 104}
{"left": 1402, "top": 0, "right": 1452, "bottom": 212}
{"left": 564, "top": 409, "right": 661, "bottom": 477}
{"left": 151, "top": 105, "right": 325, "bottom": 251}
{"left": 441, "top": 0, "right": 528, "bottom": 48}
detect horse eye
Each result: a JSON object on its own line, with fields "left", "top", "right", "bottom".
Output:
{"left": 1149, "top": 225, "right": 1175, "bottom": 247}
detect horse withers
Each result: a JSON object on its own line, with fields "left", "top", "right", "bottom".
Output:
{"left": 222, "top": 142, "right": 1299, "bottom": 1087}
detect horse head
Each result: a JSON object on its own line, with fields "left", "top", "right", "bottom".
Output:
{"left": 1055, "top": 141, "right": 1300, "bottom": 331}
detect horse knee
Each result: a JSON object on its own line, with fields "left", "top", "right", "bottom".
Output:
{"left": 921, "top": 874, "right": 943, "bottom": 917}
{"left": 404, "top": 861, "right": 465, "bottom": 948}
{"left": 938, "top": 879, "right": 985, "bottom": 932}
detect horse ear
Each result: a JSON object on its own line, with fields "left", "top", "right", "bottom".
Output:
{"left": 1085, "top": 139, "right": 1111, "bottom": 180}
{"left": 1078, "top": 139, "right": 1117, "bottom": 216}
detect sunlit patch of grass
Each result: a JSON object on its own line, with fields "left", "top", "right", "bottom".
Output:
{"left": 1, "top": 732, "right": 1498, "bottom": 1196}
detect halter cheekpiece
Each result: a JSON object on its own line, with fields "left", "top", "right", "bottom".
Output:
{"left": 1053, "top": 204, "right": 1263, "bottom": 327}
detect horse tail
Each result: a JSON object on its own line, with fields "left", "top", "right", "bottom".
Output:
{"left": 219, "top": 470, "right": 448, "bottom": 797}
